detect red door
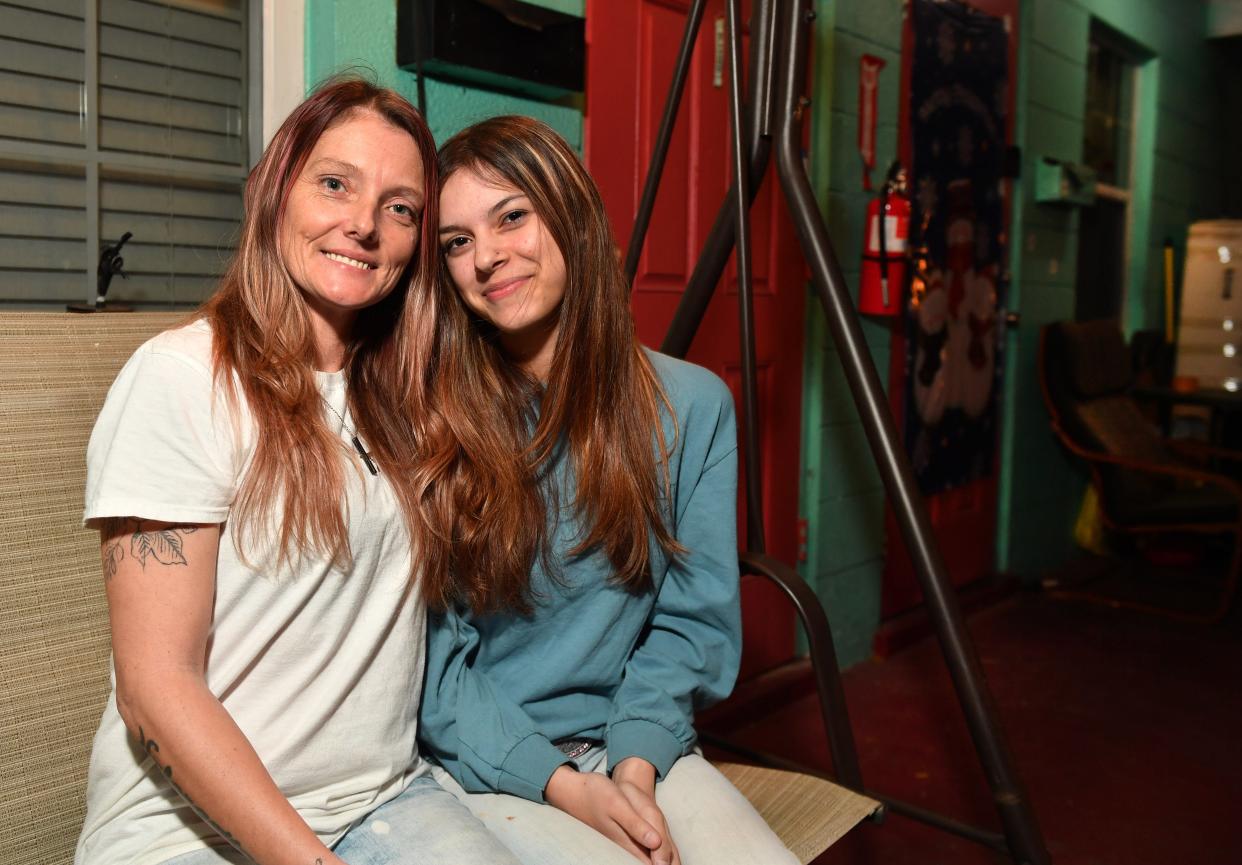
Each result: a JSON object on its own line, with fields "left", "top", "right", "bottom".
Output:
{"left": 585, "top": 0, "right": 806, "bottom": 678}
{"left": 882, "top": 0, "right": 1019, "bottom": 618}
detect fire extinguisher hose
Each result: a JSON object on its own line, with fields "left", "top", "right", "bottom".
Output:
{"left": 878, "top": 183, "right": 889, "bottom": 308}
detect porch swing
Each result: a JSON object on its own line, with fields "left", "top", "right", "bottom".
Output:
{"left": 628, "top": 1, "right": 1053, "bottom": 862}
{"left": 0, "top": 2, "right": 1051, "bottom": 862}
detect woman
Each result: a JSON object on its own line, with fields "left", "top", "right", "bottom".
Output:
{"left": 75, "top": 79, "right": 519, "bottom": 865}
{"left": 417, "top": 116, "right": 798, "bottom": 865}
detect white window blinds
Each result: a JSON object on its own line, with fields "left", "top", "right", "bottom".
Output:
{"left": 0, "top": 0, "right": 251, "bottom": 308}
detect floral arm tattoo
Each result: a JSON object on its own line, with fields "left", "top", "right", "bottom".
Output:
{"left": 105, "top": 522, "right": 252, "bottom": 858}
{"left": 100, "top": 517, "right": 198, "bottom": 580}
{"left": 107, "top": 523, "right": 324, "bottom": 863}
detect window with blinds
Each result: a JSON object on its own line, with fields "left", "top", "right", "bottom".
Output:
{"left": 0, "top": 0, "right": 252, "bottom": 309}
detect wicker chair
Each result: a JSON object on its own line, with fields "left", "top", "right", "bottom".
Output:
{"left": 1038, "top": 319, "right": 1242, "bottom": 622}
{"left": 0, "top": 312, "right": 876, "bottom": 865}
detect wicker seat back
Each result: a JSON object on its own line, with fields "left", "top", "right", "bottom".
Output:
{"left": 0, "top": 312, "right": 185, "bottom": 865}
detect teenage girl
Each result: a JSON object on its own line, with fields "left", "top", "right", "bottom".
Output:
{"left": 417, "top": 115, "right": 798, "bottom": 865}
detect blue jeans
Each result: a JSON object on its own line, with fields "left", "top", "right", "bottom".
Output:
{"left": 161, "top": 774, "right": 520, "bottom": 865}
{"left": 430, "top": 747, "right": 798, "bottom": 865}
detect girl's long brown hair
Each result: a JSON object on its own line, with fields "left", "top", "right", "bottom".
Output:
{"left": 418, "top": 116, "right": 681, "bottom": 614}
{"left": 201, "top": 77, "right": 439, "bottom": 574}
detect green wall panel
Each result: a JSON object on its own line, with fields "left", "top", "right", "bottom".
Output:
{"left": 799, "top": 0, "right": 902, "bottom": 668}
{"left": 304, "top": 0, "right": 582, "bottom": 147}
{"left": 1024, "top": 103, "right": 1082, "bottom": 162}
{"left": 805, "top": 0, "right": 1239, "bottom": 663}
{"left": 833, "top": 0, "right": 902, "bottom": 46}
{"left": 815, "top": 489, "right": 888, "bottom": 572}
{"left": 1032, "top": 0, "right": 1089, "bottom": 57}
{"left": 1027, "top": 44, "right": 1087, "bottom": 119}
{"left": 1001, "top": 0, "right": 1241, "bottom": 578}
{"left": 812, "top": 558, "right": 883, "bottom": 666}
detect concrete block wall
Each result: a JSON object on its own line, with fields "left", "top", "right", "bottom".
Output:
{"left": 798, "top": 0, "right": 903, "bottom": 667}
{"left": 303, "top": 0, "right": 1242, "bottom": 665}
{"left": 999, "top": 0, "right": 1242, "bottom": 577}
{"left": 801, "top": 0, "right": 1242, "bottom": 663}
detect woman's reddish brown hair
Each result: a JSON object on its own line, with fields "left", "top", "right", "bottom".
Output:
{"left": 201, "top": 76, "right": 440, "bottom": 573}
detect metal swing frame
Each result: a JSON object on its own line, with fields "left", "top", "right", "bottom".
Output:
{"left": 624, "top": 1, "right": 1052, "bottom": 862}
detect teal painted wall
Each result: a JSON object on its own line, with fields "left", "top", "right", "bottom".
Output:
{"left": 303, "top": 0, "right": 583, "bottom": 146}
{"left": 303, "top": 0, "right": 1240, "bottom": 666}
{"left": 799, "top": 0, "right": 903, "bottom": 668}
{"left": 800, "top": 0, "right": 1242, "bottom": 664}
{"left": 999, "top": 0, "right": 1241, "bottom": 576}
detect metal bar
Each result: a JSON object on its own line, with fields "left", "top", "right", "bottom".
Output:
{"left": 247, "top": 0, "right": 263, "bottom": 167}
{"left": 700, "top": 733, "right": 1009, "bottom": 855}
{"left": 768, "top": 2, "right": 1050, "bottom": 863}
{"left": 727, "top": 0, "right": 765, "bottom": 552}
{"left": 868, "top": 793, "right": 1010, "bottom": 852}
{"left": 660, "top": 0, "right": 777, "bottom": 359}
{"left": 756, "top": 0, "right": 780, "bottom": 137}
{"left": 702, "top": 732, "right": 1009, "bottom": 853}
{"left": 740, "top": 551, "right": 862, "bottom": 787}
{"left": 624, "top": 0, "right": 709, "bottom": 287}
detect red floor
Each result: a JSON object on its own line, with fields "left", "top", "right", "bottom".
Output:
{"left": 706, "top": 566, "right": 1242, "bottom": 864}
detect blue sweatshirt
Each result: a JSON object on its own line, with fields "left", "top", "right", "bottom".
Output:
{"left": 418, "top": 351, "right": 741, "bottom": 803}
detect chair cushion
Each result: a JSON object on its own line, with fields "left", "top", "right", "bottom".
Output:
{"left": 1077, "top": 395, "right": 1172, "bottom": 465}
{"left": 716, "top": 762, "right": 879, "bottom": 864}
{"left": 1075, "top": 395, "right": 1238, "bottom": 526}
{"left": 1060, "top": 319, "right": 1132, "bottom": 398}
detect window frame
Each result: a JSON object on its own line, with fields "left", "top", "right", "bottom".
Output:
{"left": 0, "top": 0, "right": 262, "bottom": 308}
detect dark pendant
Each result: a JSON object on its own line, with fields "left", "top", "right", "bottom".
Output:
{"left": 351, "top": 436, "right": 379, "bottom": 476}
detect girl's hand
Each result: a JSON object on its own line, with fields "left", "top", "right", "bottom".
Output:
{"left": 612, "top": 758, "right": 680, "bottom": 865}
{"left": 544, "top": 765, "right": 666, "bottom": 864}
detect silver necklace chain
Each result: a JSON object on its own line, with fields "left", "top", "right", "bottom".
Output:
{"left": 321, "top": 397, "right": 379, "bottom": 476}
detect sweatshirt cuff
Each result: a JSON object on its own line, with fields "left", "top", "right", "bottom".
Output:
{"left": 606, "top": 719, "right": 685, "bottom": 779}
{"left": 497, "top": 733, "right": 569, "bottom": 803}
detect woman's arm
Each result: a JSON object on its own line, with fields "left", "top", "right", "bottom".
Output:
{"left": 604, "top": 386, "right": 742, "bottom": 779}
{"left": 103, "top": 517, "right": 345, "bottom": 865}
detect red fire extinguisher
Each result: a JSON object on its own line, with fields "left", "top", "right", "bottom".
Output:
{"left": 859, "top": 162, "right": 910, "bottom": 315}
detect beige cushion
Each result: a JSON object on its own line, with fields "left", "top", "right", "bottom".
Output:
{"left": 718, "top": 762, "right": 878, "bottom": 864}
{"left": 0, "top": 312, "right": 185, "bottom": 865}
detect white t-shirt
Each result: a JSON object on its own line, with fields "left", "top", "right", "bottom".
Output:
{"left": 75, "top": 320, "right": 427, "bottom": 865}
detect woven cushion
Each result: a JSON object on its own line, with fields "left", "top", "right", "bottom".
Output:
{"left": 717, "top": 762, "right": 878, "bottom": 864}
{"left": 0, "top": 312, "right": 185, "bottom": 865}
{"left": 1060, "top": 319, "right": 1132, "bottom": 398}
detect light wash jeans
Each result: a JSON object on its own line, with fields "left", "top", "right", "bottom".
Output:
{"left": 161, "top": 774, "right": 521, "bottom": 865}
{"left": 430, "top": 747, "right": 799, "bottom": 865}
